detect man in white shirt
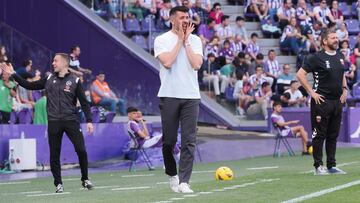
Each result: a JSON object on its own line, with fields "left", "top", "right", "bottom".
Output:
{"left": 313, "top": 0, "right": 334, "bottom": 28}
{"left": 284, "top": 80, "right": 306, "bottom": 107}
{"left": 154, "top": 6, "right": 203, "bottom": 194}
{"left": 217, "top": 15, "right": 233, "bottom": 41}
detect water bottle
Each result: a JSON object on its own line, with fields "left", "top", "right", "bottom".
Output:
{"left": 20, "top": 131, "right": 25, "bottom": 139}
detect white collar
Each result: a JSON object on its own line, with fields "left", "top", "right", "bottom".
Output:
{"left": 325, "top": 50, "right": 336, "bottom": 56}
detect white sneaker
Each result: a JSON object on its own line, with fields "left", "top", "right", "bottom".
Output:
{"left": 314, "top": 165, "right": 329, "bottom": 176}
{"left": 178, "top": 183, "right": 194, "bottom": 193}
{"left": 169, "top": 175, "right": 179, "bottom": 193}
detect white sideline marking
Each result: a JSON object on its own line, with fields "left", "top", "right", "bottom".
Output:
{"left": 0, "top": 181, "right": 31, "bottom": 185}
{"left": 212, "top": 189, "right": 225, "bottom": 192}
{"left": 183, "top": 194, "right": 199, "bottom": 197}
{"left": 121, "top": 174, "right": 154, "bottom": 178}
{"left": 192, "top": 170, "right": 214, "bottom": 174}
{"left": 112, "top": 186, "right": 151, "bottom": 191}
{"left": 169, "top": 198, "right": 185, "bottom": 201}
{"left": 80, "top": 185, "right": 120, "bottom": 189}
{"left": 281, "top": 179, "right": 360, "bottom": 203}
{"left": 156, "top": 182, "right": 169, "bottom": 185}
{"left": 198, "top": 191, "right": 213, "bottom": 194}
{"left": 63, "top": 178, "right": 79, "bottom": 181}
{"left": 152, "top": 201, "right": 172, "bottom": 203}
{"left": 301, "top": 161, "right": 359, "bottom": 174}
{"left": 20, "top": 191, "right": 42, "bottom": 194}
{"left": 247, "top": 166, "right": 279, "bottom": 170}
{"left": 27, "top": 192, "right": 71, "bottom": 197}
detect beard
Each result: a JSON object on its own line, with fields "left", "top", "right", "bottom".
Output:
{"left": 328, "top": 42, "right": 339, "bottom": 51}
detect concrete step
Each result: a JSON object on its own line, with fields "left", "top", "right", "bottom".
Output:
{"left": 216, "top": 0, "right": 230, "bottom": 5}
{"left": 222, "top": 5, "right": 244, "bottom": 14}
{"left": 264, "top": 55, "right": 297, "bottom": 64}
{"left": 259, "top": 47, "right": 280, "bottom": 55}
{"left": 231, "top": 22, "right": 260, "bottom": 30}
{"left": 257, "top": 38, "right": 280, "bottom": 47}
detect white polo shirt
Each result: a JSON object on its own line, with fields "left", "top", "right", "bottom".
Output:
{"left": 154, "top": 31, "right": 203, "bottom": 99}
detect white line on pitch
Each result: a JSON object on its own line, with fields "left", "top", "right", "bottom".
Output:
{"left": 156, "top": 181, "right": 195, "bottom": 185}
{"left": 169, "top": 198, "right": 185, "bottom": 201}
{"left": 27, "top": 192, "right": 71, "bottom": 197}
{"left": 121, "top": 174, "right": 154, "bottom": 178}
{"left": 198, "top": 191, "right": 213, "bottom": 194}
{"left": 112, "top": 186, "right": 151, "bottom": 191}
{"left": 192, "top": 170, "right": 214, "bottom": 174}
{"left": 183, "top": 194, "right": 199, "bottom": 197}
{"left": 19, "top": 191, "right": 42, "bottom": 194}
{"left": 281, "top": 179, "right": 360, "bottom": 203}
{"left": 63, "top": 178, "right": 79, "bottom": 181}
{"left": 78, "top": 185, "right": 120, "bottom": 190}
{"left": 300, "top": 161, "right": 359, "bottom": 174}
{"left": 247, "top": 166, "right": 279, "bottom": 170}
{"left": 0, "top": 181, "right": 31, "bottom": 185}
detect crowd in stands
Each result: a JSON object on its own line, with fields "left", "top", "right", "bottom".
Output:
{"left": 0, "top": 45, "right": 126, "bottom": 125}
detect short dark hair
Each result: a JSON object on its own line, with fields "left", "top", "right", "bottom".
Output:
{"left": 236, "top": 71, "right": 243, "bottom": 80}
{"left": 170, "top": 6, "right": 189, "bottom": 16}
{"left": 221, "top": 15, "right": 229, "bottom": 23}
{"left": 22, "top": 58, "right": 32, "bottom": 67}
{"left": 320, "top": 28, "right": 336, "bottom": 46}
{"left": 273, "top": 101, "right": 282, "bottom": 109}
{"left": 206, "top": 18, "right": 214, "bottom": 25}
{"left": 207, "top": 53, "right": 215, "bottom": 58}
{"left": 283, "top": 92, "right": 291, "bottom": 100}
{"left": 163, "top": 0, "right": 171, "bottom": 3}
{"left": 236, "top": 16, "right": 244, "bottom": 22}
{"left": 232, "top": 57, "right": 240, "bottom": 66}
{"left": 261, "top": 81, "right": 270, "bottom": 88}
{"left": 251, "top": 33, "right": 258, "bottom": 38}
{"left": 223, "top": 39, "right": 230, "bottom": 45}
{"left": 212, "top": 3, "right": 221, "bottom": 9}
{"left": 268, "top": 49, "right": 275, "bottom": 55}
{"left": 238, "top": 52, "right": 245, "bottom": 58}
{"left": 290, "top": 80, "right": 298, "bottom": 86}
{"left": 55, "top": 53, "right": 70, "bottom": 65}
{"left": 71, "top": 45, "right": 80, "bottom": 53}
{"left": 256, "top": 53, "right": 264, "bottom": 60}
{"left": 127, "top": 107, "right": 139, "bottom": 113}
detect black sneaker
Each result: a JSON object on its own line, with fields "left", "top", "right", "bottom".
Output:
{"left": 82, "top": 180, "right": 94, "bottom": 190}
{"left": 55, "top": 184, "right": 64, "bottom": 193}
{"left": 302, "top": 151, "right": 311, "bottom": 156}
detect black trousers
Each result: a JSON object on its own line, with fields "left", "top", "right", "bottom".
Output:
{"left": 0, "top": 111, "right": 10, "bottom": 124}
{"left": 160, "top": 97, "right": 200, "bottom": 184}
{"left": 48, "top": 121, "right": 88, "bottom": 186}
{"left": 310, "top": 99, "right": 343, "bottom": 169}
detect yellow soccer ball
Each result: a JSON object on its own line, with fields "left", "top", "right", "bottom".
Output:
{"left": 308, "top": 146, "right": 313, "bottom": 155}
{"left": 215, "top": 167, "right": 234, "bottom": 181}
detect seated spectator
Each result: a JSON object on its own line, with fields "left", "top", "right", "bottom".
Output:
{"left": 340, "top": 40, "right": 351, "bottom": 62}
{"left": 193, "top": 0, "right": 209, "bottom": 24}
{"left": 264, "top": 50, "right": 281, "bottom": 80}
{"left": 357, "top": 0, "right": 360, "bottom": 21}
{"left": 220, "top": 57, "right": 240, "bottom": 87}
{"left": 277, "top": 0, "right": 295, "bottom": 30}
{"left": 204, "top": 36, "right": 220, "bottom": 59}
{"left": 91, "top": 71, "right": 126, "bottom": 115}
{"left": 354, "top": 34, "right": 360, "bottom": 70}
{"left": 217, "top": 15, "right": 233, "bottom": 41}
{"left": 0, "top": 70, "right": 16, "bottom": 124}
{"left": 219, "top": 40, "right": 235, "bottom": 63}
{"left": 277, "top": 64, "right": 295, "bottom": 94}
{"left": 235, "top": 52, "right": 251, "bottom": 78}
{"left": 182, "top": 0, "right": 201, "bottom": 26}
{"left": 0, "top": 45, "right": 8, "bottom": 62}
{"left": 249, "top": 53, "right": 265, "bottom": 75}
{"left": 267, "top": 0, "right": 282, "bottom": 21}
{"left": 69, "top": 46, "right": 92, "bottom": 77}
{"left": 330, "top": 0, "right": 343, "bottom": 26}
{"left": 280, "top": 17, "right": 305, "bottom": 55}
{"left": 246, "top": 0, "right": 269, "bottom": 20}
{"left": 160, "top": 0, "right": 172, "bottom": 29}
{"left": 296, "top": 0, "right": 314, "bottom": 32}
{"left": 16, "top": 59, "right": 34, "bottom": 79}
{"left": 284, "top": 81, "right": 306, "bottom": 107}
{"left": 127, "top": 0, "right": 145, "bottom": 21}
{"left": 302, "top": 21, "right": 323, "bottom": 52}
{"left": 231, "top": 34, "right": 244, "bottom": 56}
{"left": 200, "top": 53, "right": 226, "bottom": 101}
{"left": 233, "top": 72, "right": 252, "bottom": 116}
{"left": 16, "top": 77, "right": 36, "bottom": 110}
{"left": 313, "top": 0, "right": 334, "bottom": 28}
{"left": 245, "top": 33, "right": 260, "bottom": 61}
{"left": 232, "top": 16, "right": 249, "bottom": 45}
{"left": 340, "top": 41, "right": 357, "bottom": 87}
{"left": 336, "top": 22, "right": 348, "bottom": 43}
{"left": 209, "top": 3, "right": 223, "bottom": 26}
{"left": 249, "top": 66, "right": 274, "bottom": 91}
{"left": 261, "top": 16, "right": 281, "bottom": 37}
{"left": 271, "top": 101, "right": 310, "bottom": 155}
{"left": 247, "top": 81, "right": 272, "bottom": 119}
{"left": 198, "top": 18, "right": 216, "bottom": 45}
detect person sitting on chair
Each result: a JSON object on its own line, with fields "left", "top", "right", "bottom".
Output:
{"left": 271, "top": 101, "right": 311, "bottom": 155}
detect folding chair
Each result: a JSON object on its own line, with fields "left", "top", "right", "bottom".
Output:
{"left": 272, "top": 123, "right": 295, "bottom": 157}
{"left": 127, "top": 129, "right": 155, "bottom": 172}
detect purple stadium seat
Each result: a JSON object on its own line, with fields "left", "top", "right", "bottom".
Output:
{"left": 131, "top": 35, "right": 149, "bottom": 50}
{"left": 352, "top": 2, "right": 358, "bottom": 18}
{"left": 352, "top": 83, "right": 360, "bottom": 98}
{"left": 225, "top": 86, "right": 237, "bottom": 103}
{"left": 105, "top": 112, "right": 116, "bottom": 123}
{"left": 32, "top": 91, "right": 42, "bottom": 102}
{"left": 109, "top": 18, "right": 123, "bottom": 32}
{"left": 10, "top": 111, "right": 16, "bottom": 124}
{"left": 346, "top": 19, "right": 360, "bottom": 35}
{"left": 141, "top": 15, "right": 157, "bottom": 33}
{"left": 18, "top": 109, "right": 33, "bottom": 124}
{"left": 349, "top": 35, "right": 357, "bottom": 49}
{"left": 91, "top": 106, "right": 100, "bottom": 123}
{"left": 124, "top": 18, "right": 140, "bottom": 34}
{"left": 339, "top": 2, "right": 351, "bottom": 19}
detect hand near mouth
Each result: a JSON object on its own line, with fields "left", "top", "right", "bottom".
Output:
{"left": 184, "top": 22, "right": 195, "bottom": 43}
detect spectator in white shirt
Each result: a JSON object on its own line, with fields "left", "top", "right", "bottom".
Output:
{"left": 313, "top": 0, "right": 334, "bottom": 28}
{"left": 217, "top": 15, "right": 233, "bottom": 41}
{"left": 247, "top": 81, "right": 272, "bottom": 119}
{"left": 284, "top": 81, "right": 306, "bottom": 107}
{"left": 232, "top": 16, "right": 249, "bottom": 45}
{"left": 277, "top": 0, "right": 295, "bottom": 30}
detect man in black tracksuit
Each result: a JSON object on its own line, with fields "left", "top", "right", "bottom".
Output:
{"left": 297, "top": 29, "right": 348, "bottom": 175}
{"left": 1, "top": 53, "right": 94, "bottom": 192}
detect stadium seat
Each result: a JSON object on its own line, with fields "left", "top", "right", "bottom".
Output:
{"left": 140, "top": 15, "right": 157, "bottom": 34}
{"left": 108, "top": 18, "right": 123, "bottom": 32}
{"left": 105, "top": 112, "right": 116, "bottom": 123}
{"left": 272, "top": 123, "right": 296, "bottom": 157}
{"left": 345, "top": 19, "right": 360, "bottom": 35}
{"left": 127, "top": 130, "right": 155, "bottom": 172}
{"left": 352, "top": 2, "right": 358, "bottom": 18}
{"left": 124, "top": 18, "right": 140, "bottom": 36}
{"left": 91, "top": 106, "right": 101, "bottom": 123}
{"left": 225, "top": 86, "right": 237, "bottom": 103}
{"left": 17, "top": 109, "right": 33, "bottom": 124}
{"left": 349, "top": 35, "right": 357, "bottom": 49}
{"left": 339, "top": 2, "right": 351, "bottom": 19}
{"left": 131, "top": 35, "right": 149, "bottom": 50}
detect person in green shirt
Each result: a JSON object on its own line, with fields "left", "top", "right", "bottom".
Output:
{"left": 0, "top": 71, "right": 16, "bottom": 124}
{"left": 33, "top": 96, "right": 47, "bottom": 125}
{"left": 220, "top": 57, "right": 239, "bottom": 88}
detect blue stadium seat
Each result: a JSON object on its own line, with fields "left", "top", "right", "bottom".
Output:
{"left": 349, "top": 35, "right": 357, "bottom": 49}
{"left": 352, "top": 2, "right": 358, "bottom": 18}
{"left": 141, "top": 15, "right": 157, "bottom": 34}
{"left": 339, "top": 2, "right": 351, "bottom": 19}
{"left": 225, "top": 86, "right": 237, "bottom": 103}
{"left": 131, "top": 35, "right": 149, "bottom": 50}
{"left": 345, "top": 19, "right": 360, "bottom": 35}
